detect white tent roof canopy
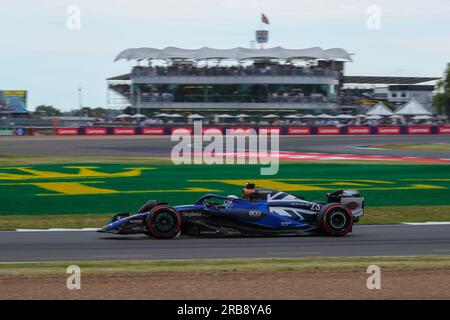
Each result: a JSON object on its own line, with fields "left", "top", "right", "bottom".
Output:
{"left": 130, "top": 113, "right": 146, "bottom": 118}
{"left": 395, "top": 98, "right": 432, "bottom": 116}
{"left": 115, "top": 46, "right": 352, "bottom": 62}
{"left": 365, "top": 115, "right": 383, "bottom": 120}
{"left": 187, "top": 114, "right": 204, "bottom": 119}
{"left": 115, "top": 114, "right": 131, "bottom": 118}
{"left": 317, "top": 114, "right": 333, "bottom": 118}
{"left": 336, "top": 114, "right": 355, "bottom": 119}
{"left": 366, "top": 103, "right": 394, "bottom": 116}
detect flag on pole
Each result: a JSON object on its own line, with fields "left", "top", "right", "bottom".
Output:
{"left": 261, "top": 13, "right": 270, "bottom": 25}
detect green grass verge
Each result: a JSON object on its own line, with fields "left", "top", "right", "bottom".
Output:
{"left": 1, "top": 206, "right": 449, "bottom": 230}
{"left": 2, "top": 162, "right": 450, "bottom": 216}
{"left": 1, "top": 256, "right": 449, "bottom": 276}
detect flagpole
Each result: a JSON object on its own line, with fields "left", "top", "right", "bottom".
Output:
{"left": 260, "top": 12, "right": 263, "bottom": 49}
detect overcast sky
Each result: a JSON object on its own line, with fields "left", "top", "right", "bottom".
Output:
{"left": 1, "top": 0, "right": 450, "bottom": 111}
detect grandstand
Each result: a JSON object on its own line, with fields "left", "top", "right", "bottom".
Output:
{"left": 107, "top": 46, "right": 352, "bottom": 113}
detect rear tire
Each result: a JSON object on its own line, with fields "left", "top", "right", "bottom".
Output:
{"left": 317, "top": 203, "right": 353, "bottom": 236}
{"left": 146, "top": 205, "right": 181, "bottom": 239}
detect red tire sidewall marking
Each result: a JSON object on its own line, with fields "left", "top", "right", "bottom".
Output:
{"left": 147, "top": 205, "right": 181, "bottom": 239}
{"left": 322, "top": 205, "right": 353, "bottom": 235}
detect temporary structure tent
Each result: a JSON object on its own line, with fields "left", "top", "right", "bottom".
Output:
{"left": 317, "top": 114, "right": 333, "bottom": 119}
{"left": 187, "top": 114, "right": 205, "bottom": 119}
{"left": 365, "top": 115, "right": 383, "bottom": 120}
{"left": 130, "top": 113, "right": 146, "bottom": 118}
{"left": 412, "top": 115, "right": 433, "bottom": 120}
{"left": 366, "top": 103, "right": 394, "bottom": 116}
{"left": 216, "top": 114, "right": 234, "bottom": 118}
{"left": 395, "top": 99, "right": 432, "bottom": 116}
{"left": 335, "top": 114, "right": 355, "bottom": 119}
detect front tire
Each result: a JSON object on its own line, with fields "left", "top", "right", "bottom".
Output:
{"left": 146, "top": 205, "right": 181, "bottom": 239}
{"left": 138, "top": 199, "right": 158, "bottom": 213}
{"left": 317, "top": 203, "right": 353, "bottom": 236}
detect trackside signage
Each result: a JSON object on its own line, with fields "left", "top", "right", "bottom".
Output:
{"left": 171, "top": 127, "right": 193, "bottom": 135}
{"left": 287, "top": 127, "right": 311, "bottom": 135}
{"left": 407, "top": 126, "right": 431, "bottom": 134}
{"left": 378, "top": 126, "right": 401, "bottom": 135}
{"left": 202, "top": 127, "right": 223, "bottom": 135}
{"left": 227, "top": 127, "right": 255, "bottom": 135}
{"left": 56, "top": 128, "right": 78, "bottom": 135}
{"left": 318, "top": 127, "right": 340, "bottom": 135}
{"left": 348, "top": 126, "right": 370, "bottom": 135}
{"left": 438, "top": 126, "right": 450, "bottom": 134}
{"left": 142, "top": 127, "right": 164, "bottom": 135}
{"left": 259, "top": 127, "right": 281, "bottom": 135}
{"left": 113, "top": 127, "right": 136, "bottom": 135}
{"left": 85, "top": 127, "right": 107, "bottom": 135}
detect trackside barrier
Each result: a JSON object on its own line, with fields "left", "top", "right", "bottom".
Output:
{"left": 142, "top": 127, "right": 165, "bottom": 135}
{"left": 317, "top": 127, "right": 340, "bottom": 135}
{"left": 407, "top": 126, "right": 431, "bottom": 134}
{"left": 56, "top": 128, "right": 79, "bottom": 135}
{"left": 287, "top": 127, "right": 311, "bottom": 135}
{"left": 348, "top": 126, "right": 371, "bottom": 135}
{"left": 377, "top": 126, "right": 401, "bottom": 135}
{"left": 85, "top": 127, "right": 107, "bottom": 135}
{"left": 113, "top": 127, "right": 136, "bottom": 135}
{"left": 47, "top": 126, "right": 450, "bottom": 136}
{"left": 438, "top": 126, "right": 450, "bottom": 134}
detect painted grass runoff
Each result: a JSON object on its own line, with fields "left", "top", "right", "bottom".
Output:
{"left": 1, "top": 161, "right": 450, "bottom": 228}
{"left": 377, "top": 143, "right": 450, "bottom": 151}
{"left": 1, "top": 256, "right": 449, "bottom": 275}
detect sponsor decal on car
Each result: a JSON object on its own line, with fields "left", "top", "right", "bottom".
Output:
{"left": 248, "top": 210, "right": 262, "bottom": 217}
{"left": 181, "top": 211, "right": 203, "bottom": 217}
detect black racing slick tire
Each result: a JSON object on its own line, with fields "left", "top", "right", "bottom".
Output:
{"left": 138, "top": 200, "right": 158, "bottom": 213}
{"left": 317, "top": 203, "right": 353, "bottom": 236}
{"left": 146, "top": 205, "right": 182, "bottom": 239}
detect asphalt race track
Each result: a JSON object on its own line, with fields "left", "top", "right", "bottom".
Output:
{"left": 1, "top": 135, "right": 449, "bottom": 158}
{"left": 0, "top": 224, "right": 449, "bottom": 262}
{"left": 1, "top": 135, "right": 449, "bottom": 263}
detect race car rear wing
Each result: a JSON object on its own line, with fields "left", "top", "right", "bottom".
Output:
{"left": 327, "top": 190, "right": 364, "bottom": 218}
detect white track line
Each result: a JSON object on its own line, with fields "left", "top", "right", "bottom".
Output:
{"left": 8, "top": 223, "right": 450, "bottom": 232}
{"left": 15, "top": 228, "right": 98, "bottom": 232}
{"left": 400, "top": 222, "right": 450, "bottom": 226}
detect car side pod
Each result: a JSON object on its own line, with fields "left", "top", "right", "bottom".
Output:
{"left": 317, "top": 203, "right": 353, "bottom": 236}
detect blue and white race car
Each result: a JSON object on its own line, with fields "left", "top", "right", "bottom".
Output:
{"left": 98, "top": 183, "right": 364, "bottom": 238}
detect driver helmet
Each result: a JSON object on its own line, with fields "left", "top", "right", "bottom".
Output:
{"left": 242, "top": 182, "right": 256, "bottom": 199}
{"left": 224, "top": 195, "right": 239, "bottom": 206}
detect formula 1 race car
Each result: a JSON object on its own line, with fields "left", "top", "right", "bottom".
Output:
{"left": 98, "top": 183, "right": 364, "bottom": 238}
